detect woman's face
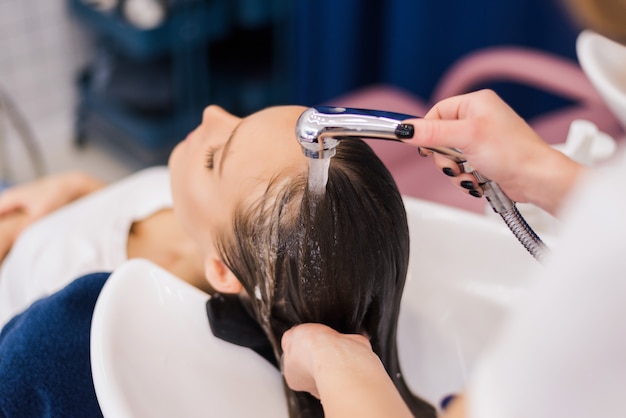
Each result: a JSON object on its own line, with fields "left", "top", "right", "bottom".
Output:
{"left": 169, "top": 105, "right": 308, "bottom": 258}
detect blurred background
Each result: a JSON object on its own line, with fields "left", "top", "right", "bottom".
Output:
{"left": 0, "top": 0, "right": 582, "bottom": 186}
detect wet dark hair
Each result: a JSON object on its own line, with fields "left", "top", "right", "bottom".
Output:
{"left": 217, "top": 139, "right": 435, "bottom": 418}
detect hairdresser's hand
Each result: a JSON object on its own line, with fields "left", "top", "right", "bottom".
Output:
{"left": 402, "top": 89, "right": 586, "bottom": 215}
{"left": 281, "top": 324, "right": 372, "bottom": 399}
{"left": 0, "top": 171, "right": 105, "bottom": 225}
{"left": 282, "top": 324, "right": 413, "bottom": 418}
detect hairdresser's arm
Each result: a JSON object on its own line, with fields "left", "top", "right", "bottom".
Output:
{"left": 281, "top": 323, "right": 413, "bottom": 418}
{"left": 402, "top": 89, "right": 586, "bottom": 216}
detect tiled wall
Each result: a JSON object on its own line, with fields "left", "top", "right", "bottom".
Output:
{"left": 0, "top": 0, "right": 94, "bottom": 181}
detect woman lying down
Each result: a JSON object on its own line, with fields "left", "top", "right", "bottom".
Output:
{"left": 0, "top": 105, "right": 436, "bottom": 417}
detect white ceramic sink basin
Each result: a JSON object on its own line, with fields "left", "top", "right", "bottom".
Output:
{"left": 91, "top": 259, "right": 287, "bottom": 418}
{"left": 577, "top": 30, "right": 626, "bottom": 132}
{"left": 91, "top": 196, "right": 537, "bottom": 416}
{"left": 398, "top": 197, "right": 536, "bottom": 406}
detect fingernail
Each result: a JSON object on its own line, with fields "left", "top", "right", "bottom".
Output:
{"left": 469, "top": 189, "right": 482, "bottom": 198}
{"left": 417, "top": 147, "right": 428, "bottom": 157}
{"left": 442, "top": 167, "right": 455, "bottom": 177}
{"left": 460, "top": 180, "right": 475, "bottom": 190}
{"left": 395, "top": 124, "right": 414, "bottom": 139}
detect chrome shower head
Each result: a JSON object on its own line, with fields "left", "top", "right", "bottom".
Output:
{"left": 295, "top": 105, "right": 466, "bottom": 162}
{"left": 295, "top": 106, "right": 417, "bottom": 159}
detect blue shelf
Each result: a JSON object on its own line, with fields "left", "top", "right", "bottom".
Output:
{"left": 78, "top": 98, "right": 196, "bottom": 165}
{"left": 70, "top": 0, "right": 294, "bottom": 164}
{"left": 69, "top": 0, "right": 229, "bottom": 58}
{"left": 233, "top": 0, "right": 286, "bottom": 29}
{"left": 81, "top": 87, "right": 196, "bottom": 149}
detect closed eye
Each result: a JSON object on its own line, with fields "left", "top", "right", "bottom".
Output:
{"left": 205, "top": 147, "right": 217, "bottom": 170}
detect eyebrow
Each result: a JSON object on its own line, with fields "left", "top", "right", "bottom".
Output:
{"left": 218, "top": 120, "right": 245, "bottom": 177}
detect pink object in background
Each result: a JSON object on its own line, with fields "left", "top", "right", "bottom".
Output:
{"left": 327, "top": 46, "right": 623, "bottom": 213}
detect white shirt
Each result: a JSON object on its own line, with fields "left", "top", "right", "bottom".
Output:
{"left": 0, "top": 166, "right": 172, "bottom": 328}
{"left": 467, "top": 150, "right": 626, "bottom": 418}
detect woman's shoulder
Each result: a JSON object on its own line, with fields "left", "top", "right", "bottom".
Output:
{"left": 113, "top": 165, "right": 171, "bottom": 189}
{"left": 0, "top": 166, "right": 172, "bottom": 325}
{"left": 9, "top": 166, "right": 171, "bottom": 239}
{"left": 96, "top": 165, "right": 171, "bottom": 203}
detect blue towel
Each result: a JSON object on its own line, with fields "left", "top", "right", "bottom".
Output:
{"left": 0, "top": 272, "right": 110, "bottom": 418}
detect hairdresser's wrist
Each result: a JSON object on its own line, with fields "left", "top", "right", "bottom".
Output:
{"left": 314, "top": 337, "right": 413, "bottom": 418}
{"left": 524, "top": 150, "right": 587, "bottom": 216}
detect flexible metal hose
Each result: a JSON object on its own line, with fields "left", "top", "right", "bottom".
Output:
{"left": 479, "top": 180, "right": 548, "bottom": 262}
{"left": 499, "top": 205, "right": 547, "bottom": 262}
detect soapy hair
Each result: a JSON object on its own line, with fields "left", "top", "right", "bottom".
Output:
{"left": 217, "top": 139, "right": 435, "bottom": 418}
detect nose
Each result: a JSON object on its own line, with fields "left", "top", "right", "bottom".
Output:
{"left": 202, "top": 105, "right": 239, "bottom": 125}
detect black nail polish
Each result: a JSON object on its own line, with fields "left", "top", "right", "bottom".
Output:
{"left": 469, "top": 189, "right": 481, "bottom": 198}
{"left": 442, "top": 167, "right": 455, "bottom": 177}
{"left": 460, "top": 180, "right": 475, "bottom": 190}
{"left": 395, "top": 124, "right": 414, "bottom": 139}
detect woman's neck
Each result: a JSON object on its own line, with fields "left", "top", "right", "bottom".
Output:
{"left": 127, "top": 208, "right": 212, "bottom": 293}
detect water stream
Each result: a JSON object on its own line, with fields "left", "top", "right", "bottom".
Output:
{"left": 307, "top": 157, "right": 331, "bottom": 195}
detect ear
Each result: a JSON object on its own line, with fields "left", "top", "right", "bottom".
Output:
{"left": 204, "top": 257, "right": 243, "bottom": 294}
